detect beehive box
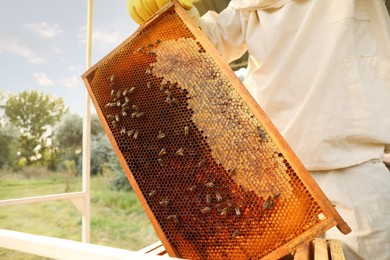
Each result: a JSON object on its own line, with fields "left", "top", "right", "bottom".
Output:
{"left": 82, "top": 2, "right": 350, "bottom": 259}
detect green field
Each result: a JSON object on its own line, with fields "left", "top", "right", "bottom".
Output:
{"left": 0, "top": 173, "right": 159, "bottom": 259}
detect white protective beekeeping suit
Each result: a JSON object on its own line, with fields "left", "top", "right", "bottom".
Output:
{"left": 195, "top": 0, "right": 390, "bottom": 259}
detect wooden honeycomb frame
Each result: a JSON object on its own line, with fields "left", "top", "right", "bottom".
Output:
{"left": 82, "top": 2, "right": 350, "bottom": 259}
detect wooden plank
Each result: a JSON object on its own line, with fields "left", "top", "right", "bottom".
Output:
{"left": 327, "top": 239, "right": 345, "bottom": 260}
{"left": 138, "top": 241, "right": 163, "bottom": 254}
{"left": 150, "top": 246, "right": 167, "bottom": 256}
{"left": 140, "top": 241, "right": 168, "bottom": 256}
{"left": 140, "top": 239, "right": 347, "bottom": 259}
{"left": 313, "top": 238, "right": 328, "bottom": 260}
{"left": 264, "top": 218, "right": 337, "bottom": 260}
{"left": 294, "top": 242, "right": 310, "bottom": 260}
{"left": 0, "top": 229, "right": 164, "bottom": 260}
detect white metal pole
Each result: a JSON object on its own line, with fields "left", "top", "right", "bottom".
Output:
{"left": 82, "top": 0, "right": 93, "bottom": 244}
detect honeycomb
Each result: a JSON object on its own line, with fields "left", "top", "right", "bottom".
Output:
{"left": 82, "top": 2, "right": 350, "bottom": 259}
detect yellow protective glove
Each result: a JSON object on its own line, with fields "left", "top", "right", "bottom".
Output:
{"left": 127, "top": 0, "right": 193, "bottom": 25}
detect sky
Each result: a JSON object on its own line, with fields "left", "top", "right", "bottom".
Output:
{"left": 0, "top": 0, "right": 247, "bottom": 116}
{"left": 0, "top": 0, "right": 139, "bottom": 115}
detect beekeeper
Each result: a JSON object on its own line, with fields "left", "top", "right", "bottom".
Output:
{"left": 127, "top": 0, "right": 390, "bottom": 259}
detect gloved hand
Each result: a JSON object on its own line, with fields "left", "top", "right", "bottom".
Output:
{"left": 127, "top": 0, "right": 193, "bottom": 24}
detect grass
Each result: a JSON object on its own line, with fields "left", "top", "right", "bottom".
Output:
{"left": 0, "top": 171, "right": 159, "bottom": 259}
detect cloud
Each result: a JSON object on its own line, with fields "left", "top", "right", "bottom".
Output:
{"left": 23, "top": 22, "right": 63, "bottom": 39}
{"left": 49, "top": 45, "right": 63, "bottom": 54}
{"left": 78, "top": 21, "right": 129, "bottom": 51}
{"left": 60, "top": 75, "right": 81, "bottom": 89}
{"left": 93, "top": 29, "right": 122, "bottom": 46}
{"left": 33, "top": 72, "right": 53, "bottom": 87}
{"left": 0, "top": 38, "right": 44, "bottom": 64}
{"left": 69, "top": 65, "right": 83, "bottom": 73}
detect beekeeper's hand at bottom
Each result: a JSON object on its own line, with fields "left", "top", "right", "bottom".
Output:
{"left": 127, "top": 0, "right": 193, "bottom": 24}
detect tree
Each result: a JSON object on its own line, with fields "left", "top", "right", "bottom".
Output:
{"left": 0, "top": 125, "right": 18, "bottom": 169}
{"left": 52, "top": 112, "right": 108, "bottom": 174}
{"left": 2, "top": 90, "right": 67, "bottom": 166}
{"left": 91, "top": 132, "right": 115, "bottom": 175}
{"left": 53, "top": 112, "right": 83, "bottom": 153}
{"left": 91, "top": 114, "right": 105, "bottom": 136}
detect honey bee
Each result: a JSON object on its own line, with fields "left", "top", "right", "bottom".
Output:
{"left": 120, "top": 127, "right": 126, "bottom": 135}
{"left": 122, "top": 88, "right": 128, "bottom": 96}
{"left": 145, "top": 68, "right": 152, "bottom": 75}
{"left": 157, "top": 131, "right": 165, "bottom": 140}
{"left": 215, "top": 192, "right": 222, "bottom": 202}
{"left": 115, "top": 114, "right": 120, "bottom": 122}
{"left": 175, "top": 148, "right": 184, "bottom": 156}
{"left": 136, "top": 112, "right": 145, "bottom": 118}
{"left": 257, "top": 126, "right": 266, "bottom": 142}
{"left": 184, "top": 126, "right": 189, "bottom": 136}
{"left": 159, "top": 199, "right": 169, "bottom": 206}
{"left": 226, "top": 201, "right": 233, "bottom": 208}
{"left": 167, "top": 215, "right": 179, "bottom": 224}
{"left": 232, "top": 229, "right": 240, "bottom": 238}
{"left": 147, "top": 43, "right": 154, "bottom": 48}
{"left": 147, "top": 82, "right": 152, "bottom": 89}
{"left": 158, "top": 148, "right": 167, "bottom": 156}
{"left": 273, "top": 192, "right": 281, "bottom": 199}
{"left": 220, "top": 207, "right": 229, "bottom": 215}
{"left": 235, "top": 207, "right": 241, "bottom": 216}
{"left": 201, "top": 207, "right": 211, "bottom": 214}
{"left": 164, "top": 90, "right": 172, "bottom": 97}
{"left": 205, "top": 182, "right": 214, "bottom": 188}
{"left": 155, "top": 39, "right": 161, "bottom": 44}
{"left": 109, "top": 74, "right": 116, "bottom": 83}
{"left": 165, "top": 97, "right": 172, "bottom": 105}
{"left": 148, "top": 190, "right": 157, "bottom": 197}
{"left": 131, "top": 112, "right": 138, "bottom": 118}
{"left": 262, "top": 198, "right": 275, "bottom": 210}
{"left": 158, "top": 158, "right": 164, "bottom": 166}
{"left": 137, "top": 46, "right": 144, "bottom": 53}
{"left": 206, "top": 194, "right": 211, "bottom": 204}
{"left": 116, "top": 90, "right": 122, "bottom": 99}
{"left": 110, "top": 89, "right": 115, "bottom": 97}
{"left": 111, "top": 121, "right": 117, "bottom": 128}
{"left": 127, "top": 129, "right": 135, "bottom": 137}
{"left": 107, "top": 114, "right": 115, "bottom": 120}
{"left": 128, "top": 87, "right": 136, "bottom": 94}
{"left": 125, "top": 96, "right": 130, "bottom": 102}
{"left": 146, "top": 51, "right": 155, "bottom": 55}
{"left": 215, "top": 204, "right": 223, "bottom": 212}
{"left": 133, "top": 130, "right": 139, "bottom": 139}
{"left": 116, "top": 100, "right": 121, "bottom": 107}
{"left": 189, "top": 185, "right": 196, "bottom": 192}
{"left": 229, "top": 168, "right": 237, "bottom": 176}
{"left": 122, "top": 101, "right": 129, "bottom": 108}
{"left": 132, "top": 104, "right": 139, "bottom": 110}
{"left": 198, "top": 160, "right": 206, "bottom": 167}
{"left": 171, "top": 98, "right": 180, "bottom": 105}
